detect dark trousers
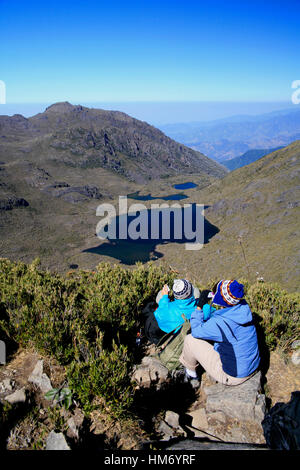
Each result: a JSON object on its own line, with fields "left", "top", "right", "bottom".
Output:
{"left": 144, "top": 311, "right": 166, "bottom": 345}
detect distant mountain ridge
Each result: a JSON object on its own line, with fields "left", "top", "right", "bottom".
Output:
{"left": 223, "top": 147, "right": 283, "bottom": 171}
{"left": 159, "top": 108, "right": 300, "bottom": 162}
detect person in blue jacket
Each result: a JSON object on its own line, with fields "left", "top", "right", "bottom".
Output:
{"left": 144, "top": 279, "right": 199, "bottom": 344}
{"left": 179, "top": 279, "right": 260, "bottom": 386}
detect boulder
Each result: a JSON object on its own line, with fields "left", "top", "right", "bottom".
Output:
{"left": 28, "top": 360, "right": 52, "bottom": 393}
{"left": 66, "top": 408, "right": 85, "bottom": 441}
{"left": 204, "top": 371, "right": 266, "bottom": 424}
{"left": 186, "top": 408, "right": 209, "bottom": 431}
{"left": 164, "top": 411, "right": 181, "bottom": 430}
{"left": 157, "top": 420, "right": 175, "bottom": 441}
{"left": 46, "top": 431, "right": 70, "bottom": 450}
{"left": 132, "top": 356, "right": 169, "bottom": 388}
{"left": 0, "top": 378, "right": 14, "bottom": 393}
{"left": 291, "top": 350, "right": 300, "bottom": 366}
{"left": 5, "top": 387, "right": 26, "bottom": 404}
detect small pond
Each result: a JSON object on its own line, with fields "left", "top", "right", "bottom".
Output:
{"left": 127, "top": 191, "right": 188, "bottom": 201}
{"left": 173, "top": 182, "right": 198, "bottom": 190}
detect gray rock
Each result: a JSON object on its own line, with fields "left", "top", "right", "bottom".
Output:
{"left": 164, "top": 410, "right": 180, "bottom": 429}
{"left": 5, "top": 387, "right": 26, "bottom": 404}
{"left": 291, "top": 340, "right": 300, "bottom": 350}
{"left": 204, "top": 372, "right": 266, "bottom": 424}
{"left": 165, "top": 439, "right": 268, "bottom": 450}
{"left": 3, "top": 378, "right": 14, "bottom": 391}
{"left": 157, "top": 420, "right": 176, "bottom": 441}
{"left": 291, "top": 349, "right": 300, "bottom": 366}
{"left": 132, "top": 356, "right": 169, "bottom": 388}
{"left": 28, "top": 360, "right": 52, "bottom": 393}
{"left": 46, "top": 431, "right": 70, "bottom": 450}
{"left": 0, "top": 378, "right": 14, "bottom": 393}
{"left": 163, "top": 411, "right": 186, "bottom": 437}
{"left": 66, "top": 408, "right": 85, "bottom": 441}
{"left": 254, "top": 393, "right": 267, "bottom": 422}
{"left": 186, "top": 408, "right": 209, "bottom": 431}
{"left": 0, "top": 196, "right": 29, "bottom": 211}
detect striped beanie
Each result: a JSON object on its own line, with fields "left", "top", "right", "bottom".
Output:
{"left": 212, "top": 280, "right": 244, "bottom": 307}
{"left": 172, "top": 279, "right": 192, "bottom": 300}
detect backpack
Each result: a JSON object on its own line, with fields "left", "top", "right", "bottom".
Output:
{"left": 262, "top": 391, "right": 300, "bottom": 450}
{"left": 152, "top": 314, "right": 191, "bottom": 371}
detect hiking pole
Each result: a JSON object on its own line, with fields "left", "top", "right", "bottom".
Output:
{"left": 237, "top": 236, "right": 252, "bottom": 280}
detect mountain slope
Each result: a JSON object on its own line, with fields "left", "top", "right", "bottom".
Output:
{"left": 0, "top": 102, "right": 226, "bottom": 184}
{"left": 154, "top": 141, "right": 300, "bottom": 291}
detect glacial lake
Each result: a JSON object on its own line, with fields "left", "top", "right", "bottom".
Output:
{"left": 173, "top": 182, "right": 198, "bottom": 190}
{"left": 84, "top": 204, "right": 218, "bottom": 264}
{"left": 127, "top": 191, "right": 188, "bottom": 201}
{"left": 127, "top": 181, "right": 198, "bottom": 201}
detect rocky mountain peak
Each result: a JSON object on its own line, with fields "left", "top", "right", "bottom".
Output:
{"left": 44, "top": 101, "right": 77, "bottom": 114}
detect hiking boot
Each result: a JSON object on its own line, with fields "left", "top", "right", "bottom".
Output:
{"left": 183, "top": 372, "right": 200, "bottom": 389}
{"left": 171, "top": 368, "right": 200, "bottom": 389}
{"left": 171, "top": 367, "right": 185, "bottom": 382}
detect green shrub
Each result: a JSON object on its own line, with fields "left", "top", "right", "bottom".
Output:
{"left": 0, "top": 258, "right": 173, "bottom": 414}
{"left": 0, "top": 258, "right": 299, "bottom": 417}
{"left": 246, "top": 281, "right": 300, "bottom": 350}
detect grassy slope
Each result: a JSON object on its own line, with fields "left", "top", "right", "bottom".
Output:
{"left": 153, "top": 141, "right": 300, "bottom": 291}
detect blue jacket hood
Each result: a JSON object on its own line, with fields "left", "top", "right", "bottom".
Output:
{"left": 212, "top": 300, "right": 253, "bottom": 325}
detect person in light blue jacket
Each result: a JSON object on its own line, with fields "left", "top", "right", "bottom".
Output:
{"left": 144, "top": 279, "right": 199, "bottom": 344}
{"left": 179, "top": 280, "right": 260, "bottom": 386}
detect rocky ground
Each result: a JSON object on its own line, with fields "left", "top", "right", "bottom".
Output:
{"left": 0, "top": 341, "right": 299, "bottom": 450}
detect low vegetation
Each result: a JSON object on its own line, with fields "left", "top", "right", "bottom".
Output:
{"left": 0, "top": 258, "right": 299, "bottom": 419}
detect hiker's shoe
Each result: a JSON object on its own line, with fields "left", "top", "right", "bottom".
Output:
{"left": 183, "top": 371, "right": 200, "bottom": 389}
{"left": 171, "top": 368, "right": 200, "bottom": 389}
{"left": 171, "top": 367, "right": 185, "bottom": 382}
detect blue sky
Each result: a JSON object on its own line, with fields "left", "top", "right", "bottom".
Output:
{"left": 0, "top": 0, "right": 299, "bottom": 121}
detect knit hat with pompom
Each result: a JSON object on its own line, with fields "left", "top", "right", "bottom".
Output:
{"left": 172, "top": 279, "right": 192, "bottom": 300}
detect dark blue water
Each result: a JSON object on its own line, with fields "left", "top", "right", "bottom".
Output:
{"left": 173, "top": 182, "right": 198, "bottom": 190}
{"left": 127, "top": 191, "right": 188, "bottom": 201}
{"left": 84, "top": 205, "right": 218, "bottom": 264}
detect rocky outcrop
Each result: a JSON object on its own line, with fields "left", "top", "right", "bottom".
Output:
{"left": 133, "top": 351, "right": 267, "bottom": 446}
{"left": 28, "top": 360, "right": 52, "bottom": 393}
{"left": 203, "top": 371, "right": 266, "bottom": 423}
{"left": 42, "top": 183, "right": 103, "bottom": 203}
{"left": 0, "top": 196, "right": 29, "bottom": 211}
{"left": 152, "top": 373, "right": 267, "bottom": 446}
